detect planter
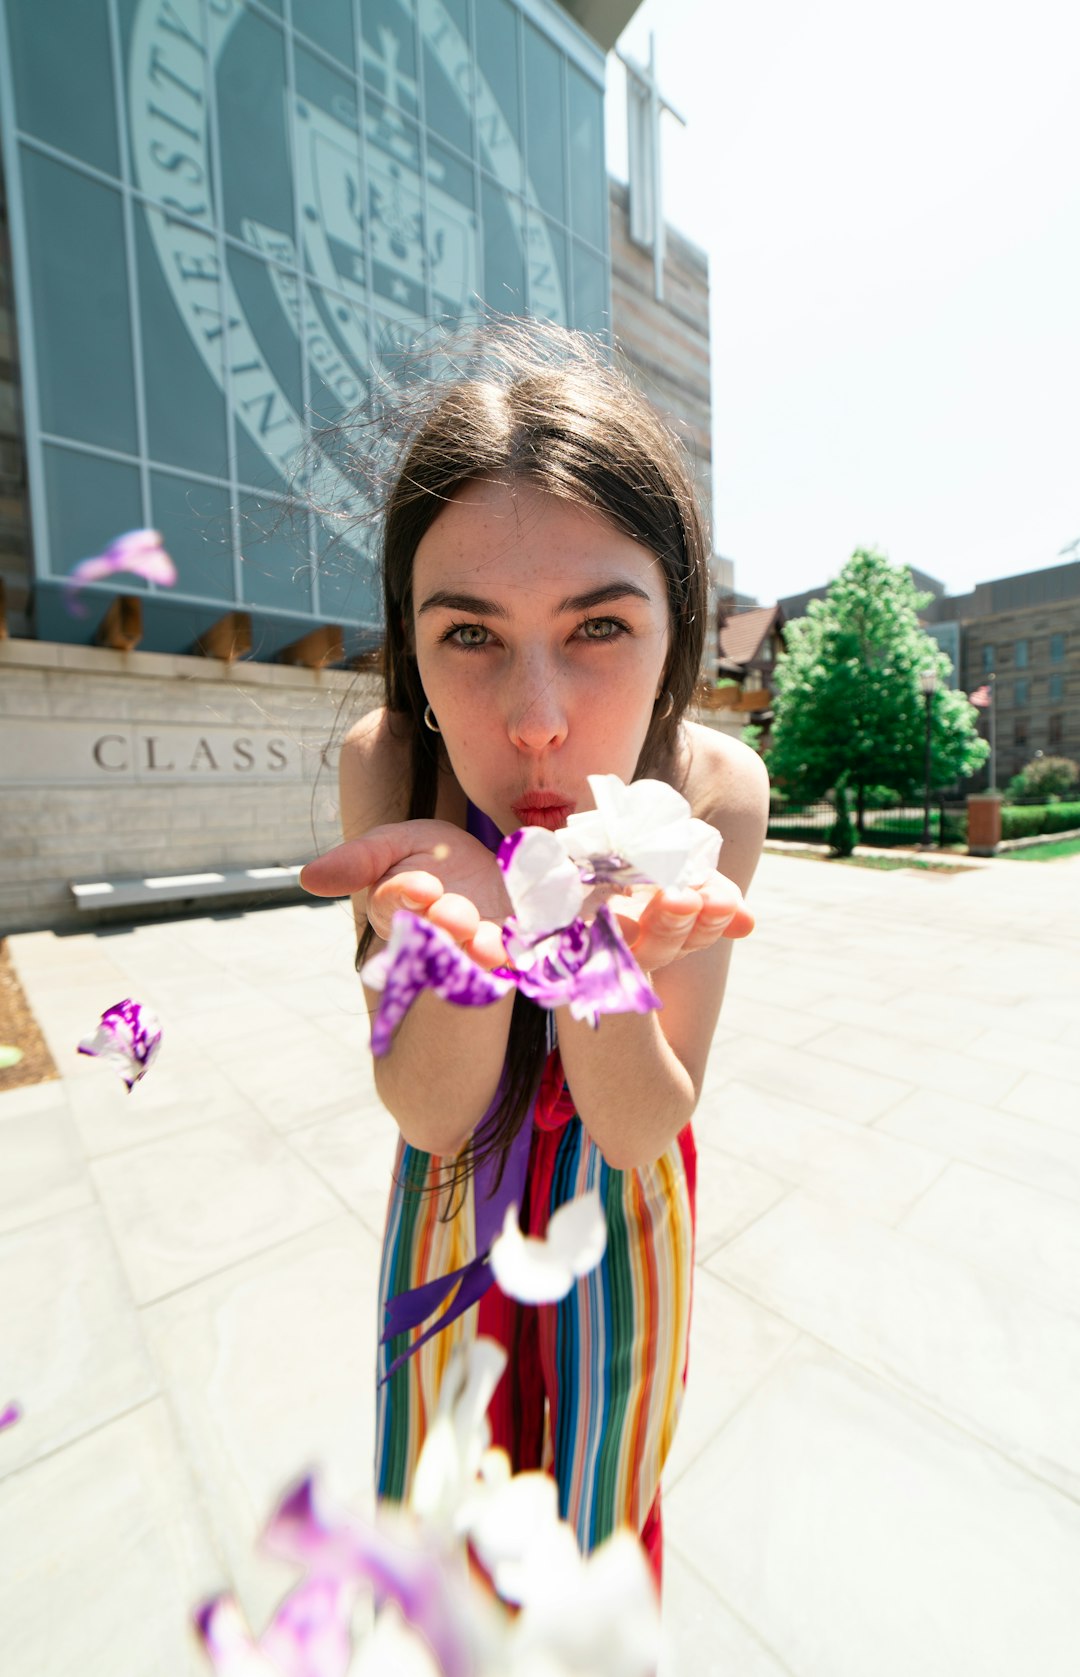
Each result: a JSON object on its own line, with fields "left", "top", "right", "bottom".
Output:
{"left": 739, "top": 689, "right": 771, "bottom": 711}
{"left": 967, "top": 795, "right": 1002, "bottom": 855}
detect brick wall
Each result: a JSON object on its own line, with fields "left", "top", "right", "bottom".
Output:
{"left": 0, "top": 640, "right": 379, "bottom": 934}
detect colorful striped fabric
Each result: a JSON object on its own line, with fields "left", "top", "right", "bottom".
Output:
{"left": 375, "top": 1076, "right": 697, "bottom": 1572}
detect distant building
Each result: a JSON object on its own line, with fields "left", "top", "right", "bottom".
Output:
{"left": 700, "top": 603, "right": 786, "bottom": 745}
{"left": 779, "top": 559, "right": 1080, "bottom": 786}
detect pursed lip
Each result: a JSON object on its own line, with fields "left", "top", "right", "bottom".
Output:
{"left": 511, "top": 790, "right": 575, "bottom": 830}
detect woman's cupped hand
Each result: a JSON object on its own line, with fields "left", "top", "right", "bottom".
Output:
{"left": 299, "top": 820, "right": 511, "bottom": 968}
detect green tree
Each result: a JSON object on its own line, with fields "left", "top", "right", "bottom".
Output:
{"left": 767, "top": 548, "right": 989, "bottom": 841}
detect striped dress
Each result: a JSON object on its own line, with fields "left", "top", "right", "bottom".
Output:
{"left": 375, "top": 1060, "right": 697, "bottom": 1579}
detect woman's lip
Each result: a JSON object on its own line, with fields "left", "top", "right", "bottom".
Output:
{"left": 511, "top": 793, "right": 575, "bottom": 829}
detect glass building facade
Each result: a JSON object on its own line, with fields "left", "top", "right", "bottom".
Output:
{"left": 0, "top": 0, "right": 608, "bottom": 654}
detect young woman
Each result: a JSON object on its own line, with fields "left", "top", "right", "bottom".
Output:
{"left": 301, "top": 326, "right": 769, "bottom": 1585}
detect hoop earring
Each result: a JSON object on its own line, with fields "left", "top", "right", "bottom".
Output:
{"left": 423, "top": 703, "right": 441, "bottom": 734}
{"left": 655, "top": 690, "right": 675, "bottom": 721}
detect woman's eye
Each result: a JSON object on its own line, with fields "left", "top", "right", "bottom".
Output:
{"left": 449, "top": 623, "right": 489, "bottom": 648}
{"left": 579, "top": 617, "right": 623, "bottom": 641}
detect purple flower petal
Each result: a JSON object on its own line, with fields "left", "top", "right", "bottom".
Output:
{"left": 263, "top": 1478, "right": 476, "bottom": 1677}
{"left": 361, "top": 912, "right": 514, "bottom": 1056}
{"left": 64, "top": 528, "right": 178, "bottom": 616}
{"left": 77, "top": 999, "right": 162, "bottom": 1090}
{"left": 509, "top": 906, "right": 660, "bottom": 1027}
{"left": 260, "top": 1577, "right": 355, "bottom": 1677}
{"left": 0, "top": 1402, "right": 21, "bottom": 1432}
{"left": 194, "top": 1597, "right": 283, "bottom": 1676}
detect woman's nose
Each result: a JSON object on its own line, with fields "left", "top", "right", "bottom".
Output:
{"left": 507, "top": 667, "right": 569, "bottom": 752}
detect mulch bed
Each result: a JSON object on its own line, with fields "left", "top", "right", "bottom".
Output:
{"left": 0, "top": 939, "right": 59, "bottom": 1093}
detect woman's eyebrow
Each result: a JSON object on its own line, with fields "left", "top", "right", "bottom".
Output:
{"left": 416, "top": 589, "right": 509, "bottom": 619}
{"left": 416, "top": 580, "right": 654, "bottom": 620}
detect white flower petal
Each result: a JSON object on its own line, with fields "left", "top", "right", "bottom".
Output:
{"left": 490, "top": 1192, "right": 606, "bottom": 1305}
{"left": 410, "top": 1339, "right": 507, "bottom": 1528}
{"left": 501, "top": 827, "right": 588, "bottom": 939}
{"left": 512, "top": 1530, "right": 661, "bottom": 1677}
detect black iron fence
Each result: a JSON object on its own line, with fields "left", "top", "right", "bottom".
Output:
{"left": 768, "top": 800, "right": 968, "bottom": 848}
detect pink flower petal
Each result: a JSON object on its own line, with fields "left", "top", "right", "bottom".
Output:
{"left": 0, "top": 1402, "right": 21, "bottom": 1432}
{"left": 509, "top": 906, "right": 660, "bottom": 1027}
{"left": 65, "top": 528, "right": 177, "bottom": 615}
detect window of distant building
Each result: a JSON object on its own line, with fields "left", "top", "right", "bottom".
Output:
{"left": 1049, "top": 714, "right": 1063, "bottom": 747}
{"left": 1014, "top": 718, "right": 1028, "bottom": 749}
{"left": 1049, "top": 673, "right": 1065, "bottom": 702}
{"left": 981, "top": 644, "right": 995, "bottom": 672}
{"left": 1014, "top": 679, "right": 1029, "bottom": 707}
{"left": 1015, "top": 639, "right": 1029, "bottom": 669}
{"left": 1050, "top": 632, "right": 1066, "bottom": 663}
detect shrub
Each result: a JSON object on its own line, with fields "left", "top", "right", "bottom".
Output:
{"left": 829, "top": 784, "right": 857, "bottom": 856}
{"left": 1001, "top": 800, "right": 1080, "bottom": 840}
{"left": 1009, "top": 756, "right": 1080, "bottom": 802}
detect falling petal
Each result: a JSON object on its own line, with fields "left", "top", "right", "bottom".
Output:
{"left": 490, "top": 1190, "right": 607, "bottom": 1306}
{"left": 263, "top": 1478, "right": 478, "bottom": 1677}
{"left": 260, "top": 1577, "right": 355, "bottom": 1677}
{"left": 509, "top": 906, "right": 660, "bottom": 1028}
{"left": 512, "top": 1529, "right": 661, "bottom": 1677}
{"left": 497, "top": 826, "right": 586, "bottom": 943}
{"left": 77, "top": 999, "right": 162, "bottom": 1090}
{"left": 463, "top": 1468, "right": 571, "bottom": 1606}
{"left": 194, "top": 1597, "right": 284, "bottom": 1677}
{"left": 0, "top": 1045, "right": 24, "bottom": 1070}
{"left": 64, "top": 528, "right": 178, "bottom": 615}
{"left": 361, "top": 912, "right": 513, "bottom": 1056}
{"left": 0, "top": 1402, "right": 21, "bottom": 1432}
{"left": 411, "top": 1339, "right": 507, "bottom": 1531}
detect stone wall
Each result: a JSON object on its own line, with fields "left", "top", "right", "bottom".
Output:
{"left": 0, "top": 639, "right": 379, "bottom": 934}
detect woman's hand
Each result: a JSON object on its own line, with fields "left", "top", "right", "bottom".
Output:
{"left": 300, "top": 820, "right": 510, "bottom": 968}
{"left": 611, "top": 871, "right": 753, "bottom": 975}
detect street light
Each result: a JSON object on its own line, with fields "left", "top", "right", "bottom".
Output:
{"left": 919, "top": 668, "right": 939, "bottom": 846}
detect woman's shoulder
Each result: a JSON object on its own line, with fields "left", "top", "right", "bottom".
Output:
{"left": 678, "top": 722, "right": 770, "bottom": 888}
{"left": 339, "top": 705, "right": 413, "bottom": 834}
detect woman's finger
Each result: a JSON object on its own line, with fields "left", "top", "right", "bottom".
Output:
{"left": 299, "top": 822, "right": 458, "bottom": 899}
{"left": 368, "top": 870, "right": 445, "bottom": 938}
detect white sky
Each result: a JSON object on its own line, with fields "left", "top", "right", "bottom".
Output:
{"left": 604, "top": 0, "right": 1080, "bottom": 605}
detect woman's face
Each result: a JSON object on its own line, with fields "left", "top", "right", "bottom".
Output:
{"left": 411, "top": 477, "right": 672, "bottom": 833}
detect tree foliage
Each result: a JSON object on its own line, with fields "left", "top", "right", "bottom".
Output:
{"left": 766, "top": 549, "right": 989, "bottom": 831}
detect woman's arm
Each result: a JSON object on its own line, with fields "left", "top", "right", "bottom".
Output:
{"left": 329, "top": 710, "right": 515, "bottom": 1155}
{"left": 554, "top": 730, "right": 769, "bottom": 1169}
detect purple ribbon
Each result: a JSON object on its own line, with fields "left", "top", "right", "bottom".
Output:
{"left": 380, "top": 1094, "right": 534, "bottom": 1381}
{"left": 381, "top": 803, "right": 530, "bottom": 1383}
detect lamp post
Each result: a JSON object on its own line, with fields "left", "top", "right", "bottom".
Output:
{"left": 919, "top": 668, "right": 939, "bottom": 846}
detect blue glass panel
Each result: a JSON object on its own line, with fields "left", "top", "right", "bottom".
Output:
{"left": 527, "top": 214, "right": 567, "bottom": 324}
{"left": 361, "top": 0, "right": 419, "bottom": 120}
{"left": 21, "top": 151, "right": 138, "bottom": 454}
{"left": 304, "top": 284, "right": 369, "bottom": 429}
{"left": 6, "top": 0, "right": 119, "bottom": 176}
{"left": 567, "top": 64, "right": 605, "bottom": 248}
{"left": 476, "top": 0, "right": 521, "bottom": 192}
{"left": 238, "top": 494, "right": 313, "bottom": 612}
{"left": 482, "top": 181, "right": 525, "bottom": 314}
{"left": 42, "top": 446, "right": 142, "bottom": 585}
{"left": 294, "top": 47, "right": 364, "bottom": 281}
{"left": 571, "top": 239, "right": 608, "bottom": 336}
{"left": 422, "top": 1, "right": 472, "bottom": 157}
{"left": 294, "top": 0, "right": 355, "bottom": 67}
{"left": 523, "top": 20, "right": 564, "bottom": 224}
{"left": 315, "top": 526, "right": 380, "bottom": 624}
{"left": 137, "top": 209, "right": 228, "bottom": 477}
{"left": 150, "top": 472, "right": 234, "bottom": 602}
{"left": 427, "top": 141, "right": 479, "bottom": 317}
{"left": 216, "top": 7, "right": 293, "bottom": 243}
{"left": 227, "top": 247, "right": 305, "bottom": 493}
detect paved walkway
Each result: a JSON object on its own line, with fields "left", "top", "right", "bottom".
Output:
{"left": 2, "top": 850, "right": 1079, "bottom": 1676}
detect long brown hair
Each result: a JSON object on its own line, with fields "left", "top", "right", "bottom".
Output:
{"left": 351, "top": 322, "right": 709, "bottom": 1194}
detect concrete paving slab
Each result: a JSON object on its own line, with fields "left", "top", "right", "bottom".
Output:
{"left": 3, "top": 851, "right": 1080, "bottom": 1674}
